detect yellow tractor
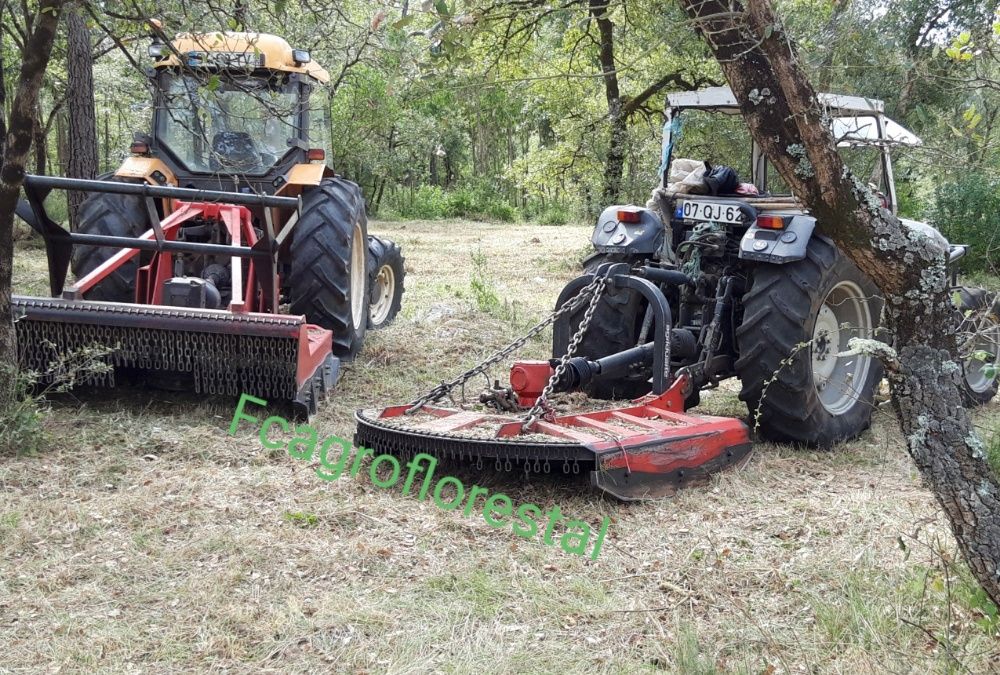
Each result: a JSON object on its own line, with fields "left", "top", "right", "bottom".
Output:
{"left": 15, "top": 32, "right": 404, "bottom": 415}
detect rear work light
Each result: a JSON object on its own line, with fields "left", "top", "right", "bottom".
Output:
{"left": 617, "top": 209, "right": 642, "bottom": 224}
{"left": 756, "top": 215, "right": 785, "bottom": 230}
{"left": 307, "top": 148, "right": 326, "bottom": 162}
{"left": 130, "top": 141, "right": 150, "bottom": 155}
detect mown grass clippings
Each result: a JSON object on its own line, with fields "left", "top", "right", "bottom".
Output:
{"left": 4, "top": 220, "right": 1000, "bottom": 672}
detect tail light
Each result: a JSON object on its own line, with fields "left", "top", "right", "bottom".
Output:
{"left": 307, "top": 148, "right": 326, "bottom": 162}
{"left": 756, "top": 215, "right": 785, "bottom": 230}
{"left": 617, "top": 209, "right": 642, "bottom": 223}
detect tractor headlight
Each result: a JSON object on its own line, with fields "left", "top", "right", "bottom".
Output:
{"left": 148, "top": 42, "right": 165, "bottom": 58}
{"left": 292, "top": 49, "right": 311, "bottom": 64}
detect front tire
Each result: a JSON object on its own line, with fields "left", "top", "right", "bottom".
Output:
{"left": 955, "top": 287, "right": 1000, "bottom": 406}
{"left": 288, "top": 178, "right": 369, "bottom": 359}
{"left": 736, "top": 238, "right": 884, "bottom": 447}
{"left": 367, "top": 235, "right": 405, "bottom": 329}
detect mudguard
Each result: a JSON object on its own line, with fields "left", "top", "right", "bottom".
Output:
{"left": 591, "top": 205, "right": 665, "bottom": 256}
{"left": 738, "top": 214, "right": 816, "bottom": 263}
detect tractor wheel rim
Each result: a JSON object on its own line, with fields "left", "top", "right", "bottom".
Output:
{"left": 370, "top": 264, "right": 395, "bottom": 325}
{"left": 350, "top": 221, "right": 365, "bottom": 331}
{"left": 811, "top": 280, "right": 874, "bottom": 416}
{"left": 963, "top": 320, "right": 1000, "bottom": 393}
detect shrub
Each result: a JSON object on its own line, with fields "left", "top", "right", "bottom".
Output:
{"left": 1, "top": 341, "right": 114, "bottom": 456}
{"left": 929, "top": 173, "right": 1000, "bottom": 274}
{"left": 383, "top": 184, "right": 520, "bottom": 222}
{"left": 537, "top": 205, "right": 571, "bottom": 226}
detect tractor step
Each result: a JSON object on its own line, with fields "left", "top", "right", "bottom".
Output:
{"left": 354, "top": 376, "right": 752, "bottom": 500}
{"left": 13, "top": 295, "right": 338, "bottom": 418}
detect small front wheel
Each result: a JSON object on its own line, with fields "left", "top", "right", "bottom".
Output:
{"left": 367, "top": 236, "right": 405, "bottom": 329}
{"left": 955, "top": 287, "right": 1000, "bottom": 406}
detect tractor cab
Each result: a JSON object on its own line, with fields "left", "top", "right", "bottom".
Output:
{"left": 660, "top": 87, "right": 921, "bottom": 215}
{"left": 142, "top": 32, "right": 330, "bottom": 188}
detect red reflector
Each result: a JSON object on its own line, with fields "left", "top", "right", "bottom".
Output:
{"left": 307, "top": 148, "right": 326, "bottom": 161}
{"left": 757, "top": 215, "right": 784, "bottom": 229}
{"left": 130, "top": 142, "right": 149, "bottom": 155}
{"left": 617, "top": 209, "right": 642, "bottom": 223}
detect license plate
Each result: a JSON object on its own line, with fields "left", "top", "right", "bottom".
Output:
{"left": 676, "top": 200, "right": 743, "bottom": 225}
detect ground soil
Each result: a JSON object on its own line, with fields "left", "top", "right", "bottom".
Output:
{"left": 3, "top": 220, "right": 999, "bottom": 673}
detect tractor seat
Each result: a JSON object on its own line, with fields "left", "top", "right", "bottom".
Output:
{"left": 209, "top": 131, "right": 264, "bottom": 174}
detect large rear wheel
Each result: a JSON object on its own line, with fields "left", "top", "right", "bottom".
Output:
{"left": 553, "top": 252, "right": 651, "bottom": 400}
{"left": 288, "top": 178, "right": 369, "bottom": 359}
{"left": 736, "top": 237, "right": 884, "bottom": 447}
{"left": 70, "top": 180, "right": 150, "bottom": 302}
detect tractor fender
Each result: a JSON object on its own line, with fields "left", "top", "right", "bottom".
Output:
{"left": 591, "top": 205, "right": 664, "bottom": 256}
{"left": 738, "top": 214, "right": 816, "bottom": 264}
{"left": 275, "top": 163, "right": 335, "bottom": 197}
{"left": 114, "top": 157, "right": 176, "bottom": 186}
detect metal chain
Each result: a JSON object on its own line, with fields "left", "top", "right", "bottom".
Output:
{"left": 406, "top": 274, "right": 609, "bottom": 414}
{"left": 521, "top": 275, "right": 608, "bottom": 430}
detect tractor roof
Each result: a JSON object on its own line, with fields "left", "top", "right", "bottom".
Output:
{"left": 666, "top": 86, "right": 884, "bottom": 115}
{"left": 666, "top": 87, "right": 920, "bottom": 147}
{"left": 154, "top": 32, "right": 330, "bottom": 84}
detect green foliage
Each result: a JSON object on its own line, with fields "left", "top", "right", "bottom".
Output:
{"left": 0, "top": 342, "right": 113, "bottom": 456}
{"left": 536, "top": 204, "right": 572, "bottom": 226}
{"left": 929, "top": 173, "right": 1000, "bottom": 273}
{"left": 282, "top": 511, "right": 320, "bottom": 528}
{"left": 469, "top": 249, "right": 501, "bottom": 313}
{"left": 0, "top": 366, "right": 46, "bottom": 456}
{"left": 384, "top": 184, "right": 518, "bottom": 222}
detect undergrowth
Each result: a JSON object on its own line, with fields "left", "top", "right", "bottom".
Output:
{"left": 469, "top": 249, "right": 519, "bottom": 323}
{"left": 381, "top": 184, "right": 580, "bottom": 225}
{"left": 0, "top": 341, "right": 114, "bottom": 456}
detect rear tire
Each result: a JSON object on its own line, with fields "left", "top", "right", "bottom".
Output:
{"left": 288, "top": 178, "right": 369, "bottom": 359}
{"left": 554, "top": 252, "right": 651, "bottom": 400}
{"left": 70, "top": 180, "right": 150, "bottom": 302}
{"left": 367, "top": 235, "right": 405, "bottom": 329}
{"left": 955, "top": 287, "right": 1000, "bottom": 406}
{"left": 735, "top": 237, "right": 884, "bottom": 447}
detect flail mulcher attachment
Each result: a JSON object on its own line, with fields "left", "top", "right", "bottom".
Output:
{"left": 15, "top": 175, "right": 338, "bottom": 417}
{"left": 356, "top": 266, "right": 752, "bottom": 500}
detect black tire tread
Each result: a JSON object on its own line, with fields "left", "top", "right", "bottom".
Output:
{"left": 288, "top": 178, "right": 369, "bottom": 359}
{"left": 735, "top": 237, "right": 883, "bottom": 447}
{"left": 70, "top": 182, "right": 150, "bottom": 301}
{"left": 555, "top": 252, "right": 650, "bottom": 400}
{"left": 367, "top": 235, "right": 406, "bottom": 329}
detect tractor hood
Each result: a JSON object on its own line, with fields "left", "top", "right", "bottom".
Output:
{"left": 152, "top": 32, "right": 330, "bottom": 84}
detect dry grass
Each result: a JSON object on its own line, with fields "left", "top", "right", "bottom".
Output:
{"left": 3, "top": 220, "right": 999, "bottom": 673}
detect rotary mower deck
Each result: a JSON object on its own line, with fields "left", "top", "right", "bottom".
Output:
{"left": 355, "top": 265, "right": 753, "bottom": 500}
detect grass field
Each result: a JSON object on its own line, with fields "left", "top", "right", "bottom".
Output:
{"left": 3, "top": 220, "right": 999, "bottom": 673}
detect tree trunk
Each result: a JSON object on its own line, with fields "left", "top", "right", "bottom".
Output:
{"left": 32, "top": 102, "right": 47, "bottom": 176}
{"left": 0, "top": 29, "right": 6, "bottom": 159}
{"left": 66, "top": 3, "right": 98, "bottom": 231}
{"left": 677, "top": 0, "right": 1000, "bottom": 606}
{"left": 589, "top": 0, "right": 626, "bottom": 204}
{"left": 0, "top": 0, "right": 65, "bottom": 406}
